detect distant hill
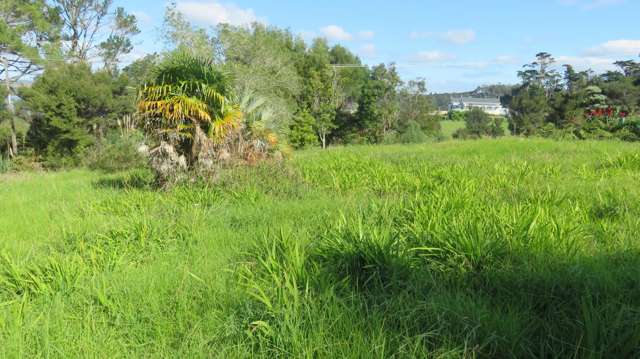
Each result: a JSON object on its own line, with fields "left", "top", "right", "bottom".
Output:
{"left": 429, "top": 84, "right": 515, "bottom": 111}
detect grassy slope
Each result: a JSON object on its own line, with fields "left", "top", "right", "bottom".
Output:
{"left": 1, "top": 138, "right": 640, "bottom": 357}
{"left": 440, "top": 120, "right": 465, "bottom": 139}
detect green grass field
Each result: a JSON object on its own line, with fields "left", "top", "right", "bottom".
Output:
{"left": 440, "top": 120, "right": 465, "bottom": 139}
{"left": 2, "top": 138, "right": 640, "bottom": 357}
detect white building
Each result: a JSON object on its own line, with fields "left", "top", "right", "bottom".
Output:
{"left": 449, "top": 97, "right": 507, "bottom": 116}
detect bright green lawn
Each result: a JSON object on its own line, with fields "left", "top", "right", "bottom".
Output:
{"left": 1, "top": 138, "right": 640, "bottom": 357}
{"left": 439, "top": 120, "right": 465, "bottom": 138}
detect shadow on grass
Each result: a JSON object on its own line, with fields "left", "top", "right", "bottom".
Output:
{"left": 92, "top": 169, "right": 155, "bottom": 190}
{"left": 312, "top": 230, "right": 640, "bottom": 358}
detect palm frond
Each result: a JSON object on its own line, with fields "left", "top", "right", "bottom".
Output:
{"left": 137, "top": 51, "right": 244, "bottom": 150}
{"left": 138, "top": 95, "right": 211, "bottom": 124}
{"left": 209, "top": 105, "right": 243, "bottom": 143}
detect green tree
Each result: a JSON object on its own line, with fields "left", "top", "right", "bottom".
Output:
{"left": 397, "top": 120, "right": 428, "bottom": 143}
{"left": 397, "top": 79, "right": 440, "bottom": 137}
{"left": 298, "top": 39, "right": 337, "bottom": 148}
{"left": 504, "top": 53, "right": 562, "bottom": 136}
{"left": 218, "top": 23, "right": 303, "bottom": 137}
{"left": 288, "top": 110, "right": 318, "bottom": 148}
{"left": 518, "top": 52, "right": 561, "bottom": 97}
{"left": 1, "top": 0, "right": 60, "bottom": 157}
{"left": 598, "top": 67, "right": 639, "bottom": 113}
{"left": 447, "top": 110, "right": 467, "bottom": 122}
{"left": 465, "top": 108, "right": 491, "bottom": 136}
{"left": 355, "top": 64, "right": 401, "bottom": 143}
{"left": 55, "top": 0, "right": 139, "bottom": 68}
{"left": 328, "top": 45, "right": 368, "bottom": 109}
{"left": 505, "top": 84, "right": 549, "bottom": 135}
{"left": 99, "top": 7, "right": 140, "bottom": 72}
{"left": 546, "top": 65, "right": 590, "bottom": 128}
{"left": 489, "top": 117, "right": 506, "bottom": 138}
{"left": 20, "top": 63, "right": 130, "bottom": 164}
{"left": 162, "top": 2, "right": 216, "bottom": 58}
{"left": 122, "top": 53, "right": 160, "bottom": 88}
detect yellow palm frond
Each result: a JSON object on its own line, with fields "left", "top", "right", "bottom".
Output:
{"left": 209, "top": 105, "right": 243, "bottom": 143}
{"left": 136, "top": 55, "right": 244, "bottom": 147}
{"left": 138, "top": 94, "right": 212, "bottom": 124}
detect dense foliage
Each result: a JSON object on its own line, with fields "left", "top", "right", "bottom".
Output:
{"left": 19, "top": 63, "right": 131, "bottom": 166}
{"left": 503, "top": 53, "right": 640, "bottom": 140}
{"left": 453, "top": 108, "right": 505, "bottom": 139}
{"left": 1, "top": 3, "right": 442, "bottom": 166}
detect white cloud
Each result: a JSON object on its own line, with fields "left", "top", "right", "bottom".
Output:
{"left": 559, "top": 0, "right": 624, "bottom": 10}
{"left": 442, "top": 30, "right": 476, "bottom": 45}
{"left": 358, "top": 31, "right": 375, "bottom": 40}
{"left": 360, "top": 44, "right": 376, "bottom": 57}
{"left": 556, "top": 55, "right": 618, "bottom": 72}
{"left": 320, "top": 25, "right": 353, "bottom": 41}
{"left": 447, "top": 61, "right": 491, "bottom": 69}
{"left": 176, "top": 1, "right": 263, "bottom": 27}
{"left": 409, "top": 29, "right": 476, "bottom": 45}
{"left": 550, "top": 39, "right": 639, "bottom": 73}
{"left": 585, "top": 40, "right": 640, "bottom": 57}
{"left": 440, "top": 56, "right": 520, "bottom": 69}
{"left": 412, "top": 51, "right": 455, "bottom": 63}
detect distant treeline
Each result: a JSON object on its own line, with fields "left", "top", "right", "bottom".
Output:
{"left": 501, "top": 52, "right": 640, "bottom": 141}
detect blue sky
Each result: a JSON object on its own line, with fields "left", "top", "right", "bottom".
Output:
{"left": 116, "top": 0, "right": 640, "bottom": 92}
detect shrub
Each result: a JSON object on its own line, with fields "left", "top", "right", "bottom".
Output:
{"left": 447, "top": 110, "right": 467, "bottom": 122}
{"left": 9, "top": 154, "right": 43, "bottom": 172}
{"left": 452, "top": 128, "right": 479, "bottom": 140}
{"left": 489, "top": 117, "right": 506, "bottom": 137}
{"left": 83, "top": 132, "right": 148, "bottom": 172}
{"left": 289, "top": 110, "right": 318, "bottom": 149}
{"left": 0, "top": 158, "right": 9, "bottom": 174}
{"left": 465, "top": 108, "right": 491, "bottom": 136}
{"left": 397, "top": 120, "right": 429, "bottom": 144}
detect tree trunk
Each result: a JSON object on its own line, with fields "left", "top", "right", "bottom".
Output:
{"left": 6, "top": 141, "right": 13, "bottom": 158}
{"left": 2, "top": 57, "right": 17, "bottom": 158}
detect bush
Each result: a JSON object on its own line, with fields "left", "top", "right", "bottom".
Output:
{"left": 447, "top": 110, "right": 467, "bottom": 122}
{"left": 465, "top": 108, "right": 491, "bottom": 136}
{"left": 10, "top": 154, "right": 43, "bottom": 172}
{"left": 452, "top": 128, "right": 479, "bottom": 140}
{"left": 83, "top": 132, "right": 148, "bottom": 172}
{"left": 397, "top": 120, "right": 429, "bottom": 143}
{"left": 452, "top": 110, "right": 505, "bottom": 140}
{"left": 0, "top": 151, "right": 44, "bottom": 173}
{"left": 489, "top": 117, "right": 506, "bottom": 137}
{"left": 0, "top": 158, "right": 9, "bottom": 174}
{"left": 289, "top": 111, "right": 318, "bottom": 149}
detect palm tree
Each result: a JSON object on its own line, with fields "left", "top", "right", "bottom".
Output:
{"left": 236, "top": 90, "right": 287, "bottom": 162}
{"left": 137, "top": 51, "right": 242, "bottom": 165}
